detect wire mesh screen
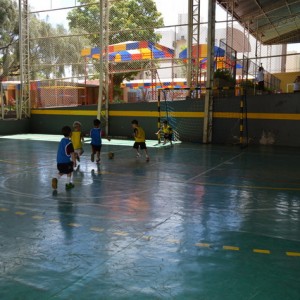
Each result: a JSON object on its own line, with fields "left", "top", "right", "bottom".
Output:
{"left": 2, "top": 0, "right": 298, "bottom": 121}
{"left": 27, "top": 3, "right": 97, "bottom": 108}
{"left": 158, "top": 88, "right": 204, "bottom": 142}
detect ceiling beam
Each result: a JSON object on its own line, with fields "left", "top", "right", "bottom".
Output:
{"left": 254, "top": 14, "right": 300, "bottom": 33}
{"left": 240, "top": 0, "right": 299, "bottom": 21}
{"left": 262, "top": 28, "right": 300, "bottom": 44}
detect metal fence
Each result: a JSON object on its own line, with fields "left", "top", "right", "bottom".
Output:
{"left": 0, "top": 0, "right": 299, "bottom": 120}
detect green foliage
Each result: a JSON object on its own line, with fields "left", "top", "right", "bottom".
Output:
{"left": 240, "top": 79, "right": 254, "bottom": 88}
{"left": 67, "top": 0, "right": 164, "bottom": 45}
{"left": 214, "top": 69, "right": 234, "bottom": 82}
{"left": 0, "top": 0, "right": 19, "bottom": 79}
{"left": 29, "top": 16, "right": 90, "bottom": 79}
{"left": 67, "top": 0, "right": 164, "bottom": 86}
{"left": 0, "top": 0, "right": 18, "bottom": 48}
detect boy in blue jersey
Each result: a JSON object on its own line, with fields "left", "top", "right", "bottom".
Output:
{"left": 90, "top": 119, "right": 107, "bottom": 163}
{"left": 52, "top": 126, "right": 77, "bottom": 190}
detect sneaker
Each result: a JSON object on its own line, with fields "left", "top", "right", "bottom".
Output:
{"left": 96, "top": 158, "right": 100, "bottom": 164}
{"left": 52, "top": 178, "right": 58, "bottom": 189}
{"left": 91, "top": 153, "right": 95, "bottom": 162}
{"left": 146, "top": 156, "right": 150, "bottom": 162}
{"left": 65, "top": 183, "right": 75, "bottom": 190}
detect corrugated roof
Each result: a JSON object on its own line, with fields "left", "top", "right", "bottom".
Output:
{"left": 217, "top": 0, "right": 300, "bottom": 45}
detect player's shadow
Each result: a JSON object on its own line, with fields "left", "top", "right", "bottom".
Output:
{"left": 73, "top": 164, "right": 85, "bottom": 181}
{"left": 91, "top": 164, "right": 101, "bottom": 181}
{"left": 57, "top": 194, "right": 77, "bottom": 244}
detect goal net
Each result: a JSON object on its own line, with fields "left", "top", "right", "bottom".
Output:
{"left": 157, "top": 88, "right": 204, "bottom": 143}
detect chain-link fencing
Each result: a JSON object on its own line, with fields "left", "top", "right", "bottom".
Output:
{"left": 1, "top": 0, "right": 299, "bottom": 120}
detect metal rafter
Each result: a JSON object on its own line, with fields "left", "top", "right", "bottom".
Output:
{"left": 256, "top": 14, "right": 300, "bottom": 33}
{"left": 266, "top": 28, "right": 300, "bottom": 44}
{"left": 254, "top": 0, "right": 281, "bottom": 39}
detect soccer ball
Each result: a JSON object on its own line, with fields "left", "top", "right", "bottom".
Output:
{"left": 108, "top": 152, "right": 114, "bottom": 159}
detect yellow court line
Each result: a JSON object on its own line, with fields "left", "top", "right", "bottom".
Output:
{"left": 49, "top": 219, "right": 60, "bottom": 223}
{"left": 167, "top": 239, "right": 181, "bottom": 244}
{"left": 15, "top": 211, "right": 26, "bottom": 215}
{"left": 90, "top": 227, "right": 105, "bottom": 232}
{"left": 109, "top": 111, "right": 204, "bottom": 118}
{"left": 286, "top": 252, "right": 300, "bottom": 257}
{"left": 32, "top": 216, "right": 44, "bottom": 220}
{"left": 68, "top": 223, "right": 81, "bottom": 228}
{"left": 31, "top": 110, "right": 96, "bottom": 116}
{"left": 223, "top": 245, "right": 240, "bottom": 251}
{"left": 31, "top": 109, "right": 300, "bottom": 121}
{"left": 192, "top": 181, "right": 300, "bottom": 192}
{"left": 113, "top": 231, "right": 128, "bottom": 236}
{"left": 195, "top": 243, "right": 211, "bottom": 248}
{"left": 3, "top": 205, "right": 300, "bottom": 258}
{"left": 253, "top": 249, "right": 271, "bottom": 254}
{"left": 211, "top": 112, "right": 300, "bottom": 121}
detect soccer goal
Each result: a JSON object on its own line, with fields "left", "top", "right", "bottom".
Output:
{"left": 157, "top": 87, "right": 204, "bottom": 143}
{"left": 157, "top": 87, "right": 249, "bottom": 146}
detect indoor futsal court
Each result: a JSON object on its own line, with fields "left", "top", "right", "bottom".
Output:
{"left": 0, "top": 134, "right": 300, "bottom": 299}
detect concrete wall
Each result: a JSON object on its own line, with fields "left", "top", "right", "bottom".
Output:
{"left": 29, "top": 106, "right": 97, "bottom": 136}
{"left": 0, "top": 119, "right": 30, "bottom": 135}
{"left": 2, "top": 92, "right": 300, "bottom": 147}
{"left": 30, "top": 101, "right": 204, "bottom": 142}
{"left": 213, "top": 93, "right": 300, "bottom": 146}
{"left": 109, "top": 101, "right": 204, "bottom": 141}
{"left": 273, "top": 72, "right": 300, "bottom": 93}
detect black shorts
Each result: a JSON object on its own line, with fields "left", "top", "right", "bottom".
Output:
{"left": 91, "top": 144, "right": 102, "bottom": 153}
{"left": 164, "top": 133, "right": 172, "bottom": 140}
{"left": 133, "top": 142, "right": 147, "bottom": 150}
{"left": 258, "top": 81, "right": 264, "bottom": 90}
{"left": 57, "top": 162, "right": 74, "bottom": 175}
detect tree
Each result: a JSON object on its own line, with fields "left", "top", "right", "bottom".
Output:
{"left": 0, "top": 1, "right": 89, "bottom": 81}
{"left": 29, "top": 17, "right": 89, "bottom": 80}
{"left": 0, "top": 0, "right": 19, "bottom": 80}
{"left": 67, "top": 0, "right": 164, "bottom": 95}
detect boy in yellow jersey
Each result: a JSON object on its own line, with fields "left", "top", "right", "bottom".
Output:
{"left": 71, "top": 121, "right": 84, "bottom": 162}
{"left": 131, "top": 119, "right": 150, "bottom": 162}
{"left": 156, "top": 120, "right": 173, "bottom": 145}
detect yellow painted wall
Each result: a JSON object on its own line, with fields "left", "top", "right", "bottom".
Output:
{"left": 273, "top": 72, "right": 300, "bottom": 93}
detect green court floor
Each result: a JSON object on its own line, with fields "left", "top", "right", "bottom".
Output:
{"left": 0, "top": 134, "right": 300, "bottom": 299}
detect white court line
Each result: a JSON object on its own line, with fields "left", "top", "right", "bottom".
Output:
{"left": 185, "top": 152, "right": 243, "bottom": 183}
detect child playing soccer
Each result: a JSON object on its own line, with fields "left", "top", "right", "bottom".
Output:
{"left": 71, "top": 121, "right": 84, "bottom": 162}
{"left": 52, "top": 126, "right": 77, "bottom": 190}
{"left": 156, "top": 120, "right": 173, "bottom": 145}
{"left": 131, "top": 119, "right": 150, "bottom": 162}
{"left": 90, "top": 119, "right": 111, "bottom": 163}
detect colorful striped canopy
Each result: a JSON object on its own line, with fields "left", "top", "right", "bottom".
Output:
{"left": 81, "top": 41, "right": 174, "bottom": 62}
{"left": 122, "top": 79, "right": 187, "bottom": 89}
{"left": 179, "top": 44, "right": 226, "bottom": 60}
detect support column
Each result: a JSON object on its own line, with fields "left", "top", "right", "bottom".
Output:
{"left": 187, "top": 0, "right": 193, "bottom": 88}
{"left": 203, "top": 0, "right": 216, "bottom": 143}
{"left": 97, "top": 0, "right": 109, "bottom": 135}
{"left": 19, "top": 0, "right": 31, "bottom": 119}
